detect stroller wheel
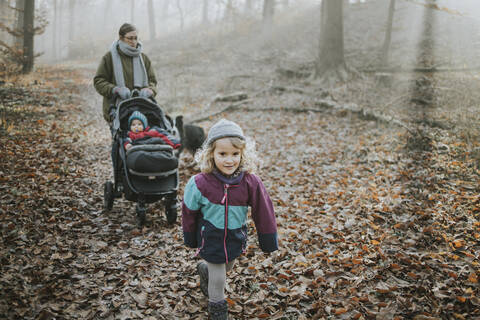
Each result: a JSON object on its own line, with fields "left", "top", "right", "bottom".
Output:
{"left": 104, "top": 181, "right": 114, "bottom": 211}
{"left": 136, "top": 204, "right": 146, "bottom": 226}
{"left": 165, "top": 206, "right": 177, "bottom": 224}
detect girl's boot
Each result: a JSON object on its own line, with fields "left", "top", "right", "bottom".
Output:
{"left": 197, "top": 261, "right": 209, "bottom": 296}
{"left": 208, "top": 300, "right": 228, "bottom": 320}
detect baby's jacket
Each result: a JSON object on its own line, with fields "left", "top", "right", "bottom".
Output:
{"left": 124, "top": 126, "right": 180, "bottom": 149}
{"left": 182, "top": 170, "right": 278, "bottom": 264}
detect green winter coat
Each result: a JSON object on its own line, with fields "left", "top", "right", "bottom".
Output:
{"left": 93, "top": 48, "right": 157, "bottom": 122}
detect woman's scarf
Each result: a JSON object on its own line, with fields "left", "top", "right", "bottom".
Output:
{"left": 110, "top": 40, "right": 148, "bottom": 88}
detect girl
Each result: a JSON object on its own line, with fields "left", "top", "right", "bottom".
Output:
{"left": 182, "top": 119, "right": 278, "bottom": 320}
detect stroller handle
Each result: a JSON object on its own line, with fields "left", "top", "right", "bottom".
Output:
{"left": 131, "top": 88, "right": 140, "bottom": 97}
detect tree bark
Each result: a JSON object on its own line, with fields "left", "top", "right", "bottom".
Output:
{"left": 162, "top": 0, "right": 169, "bottom": 20}
{"left": 244, "top": 0, "right": 252, "bottom": 15}
{"left": 103, "top": 0, "right": 112, "bottom": 32}
{"left": 380, "top": 0, "right": 395, "bottom": 67}
{"left": 224, "top": 0, "right": 233, "bottom": 22}
{"left": 176, "top": 0, "right": 184, "bottom": 31}
{"left": 262, "top": 0, "right": 275, "bottom": 28}
{"left": 314, "top": 0, "right": 347, "bottom": 83}
{"left": 202, "top": 0, "right": 209, "bottom": 25}
{"left": 148, "top": 0, "right": 156, "bottom": 40}
{"left": 22, "top": 0, "right": 34, "bottom": 73}
{"left": 161, "top": 0, "right": 170, "bottom": 32}
{"left": 15, "top": 0, "right": 25, "bottom": 48}
{"left": 68, "top": 0, "right": 75, "bottom": 58}
{"left": 131, "top": 0, "right": 135, "bottom": 23}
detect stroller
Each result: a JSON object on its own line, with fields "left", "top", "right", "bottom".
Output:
{"left": 103, "top": 90, "right": 179, "bottom": 225}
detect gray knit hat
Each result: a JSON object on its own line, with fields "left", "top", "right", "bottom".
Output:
{"left": 128, "top": 111, "right": 148, "bottom": 129}
{"left": 206, "top": 119, "right": 245, "bottom": 146}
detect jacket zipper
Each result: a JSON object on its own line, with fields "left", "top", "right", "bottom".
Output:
{"left": 195, "top": 226, "right": 205, "bottom": 257}
{"left": 221, "top": 184, "right": 229, "bottom": 263}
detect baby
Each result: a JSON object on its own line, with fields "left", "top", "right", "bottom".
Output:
{"left": 124, "top": 111, "right": 180, "bottom": 150}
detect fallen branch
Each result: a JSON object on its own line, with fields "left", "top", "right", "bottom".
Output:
{"left": 275, "top": 67, "right": 311, "bottom": 79}
{"left": 362, "top": 66, "right": 480, "bottom": 73}
{"left": 214, "top": 92, "right": 248, "bottom": 103}
{"left": 189, "top": 99, "right": 254, "bottom": 123}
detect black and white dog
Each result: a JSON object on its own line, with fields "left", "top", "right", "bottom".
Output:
{"left": 172, "top": 115, "right": 206, "bottom": 159}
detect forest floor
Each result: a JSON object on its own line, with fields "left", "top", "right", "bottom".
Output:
{"left": 1, "top": 62, "right": 479, "bottom": 320}
{"left": 2, "top": 3, "right": 480, "bottom": 320}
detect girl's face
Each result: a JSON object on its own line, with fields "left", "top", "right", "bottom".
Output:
{"left": 130, "top": 119, "right": 144, "bottom": 133}
{"left": 122, "top": 30, "right": 138, "bottom": 48}
{"left": 213, "top": 138, "right": 241, "bottom": 176}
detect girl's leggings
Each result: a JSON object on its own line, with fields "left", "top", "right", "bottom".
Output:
{"left": 206, "top": 260, "right": 235, "bottom": 303}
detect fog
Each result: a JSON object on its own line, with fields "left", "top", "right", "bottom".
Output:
{"left": 26, "top": 0, "right": 480, "bottom": 73}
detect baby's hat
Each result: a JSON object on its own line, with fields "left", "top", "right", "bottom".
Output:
{"left": 206, "top": 118, "right": 245, "bottom": 146}
{"left": 128, "top": 111, "right": 148, "bottom": 128}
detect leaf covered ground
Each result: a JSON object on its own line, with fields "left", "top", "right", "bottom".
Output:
{"left": 0, "top": 63, "right": 479, "bottom": 320}
{"left": 2, "top": 2, "right": 480, "bottom": 319}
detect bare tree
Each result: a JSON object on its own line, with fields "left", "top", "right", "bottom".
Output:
{"left": 131, "top": 0, "right": 134, "bottom": 23}
{"left": 15, "top": 0, "right": 25, "bottom": 48}
{"left": 244, "top": 0, "right": 253, "bottom": 15}
{"left": 262, "top": 0, "right": 274, "bottom": 27}
{"left": 176, "top": 0, "right": 184, "bottom": 31}
{"left": 380, "top": 0, "right": 396, "bottom": 67}
{"left": 162, "top": 0, "right": 170, "bottom": 20}
{"left": 22, "top": 0, "right": 34, "bottom": 73}
{"left": 52, "top": 0, "right": 57, "bottom": 59}
{"left": 103, "top": 0, "right": 112, "bottom": 32}
{"left": 161, "top": 0, "right": 170, "bottom": 32}
{"left": 68, "top": 0, "right": 75, "bottom": 58}
{"left": 202, "top": 0, "right": 209, "bottom": 25}
{"left": 224, "top": 0, "right": 233, "bottom": 22}
{"left": 148, "top": 0, "right": 156, "bottom": 40}
{"left": 314, "top": 0, "right": 348, "bottom": 84}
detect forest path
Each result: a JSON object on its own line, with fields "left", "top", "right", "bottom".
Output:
{"left": 2, "top": 62, "right": 479, "bottom": 319}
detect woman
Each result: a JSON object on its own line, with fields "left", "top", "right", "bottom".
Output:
{"left": 94, "top": 23, "right": 157, "bottom": 123}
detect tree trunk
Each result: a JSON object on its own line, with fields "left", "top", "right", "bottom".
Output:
{"left": 52, "top": 0, "right": 57, "bottom": 60}
{"left": 244, "top": 0, "right": 252, "bottom": 15}
{"left": 262, "top": 0, "right": 274, "bottom": 27}
{"left": 68, "top": 0, "right": 75, "bottom": 58}
{"left": 161, "top": 0, "right": 170, "bottom": 33}
{"left": 22, "top": 0, "right": 34, "bottom": 73}
{"left": 15, "top": 0, "right": 25, "bottom": 48}
{"left": 131, "top": 0, "right": 135, "bottom": 23}
{"left": 380, "top": 0, "right": 395, "bottom": 67}
{"left": 202, "top": 0, "right": 209, "bottom": 25}
{"left": 224, "top": 0, "right": 233, "bottom": 22}
{"left": 102, "top": 0, "right": 112, "bottom": 32}
{"left": 162, "top": 0, "right": 169, "bottom": 20}
{"left": 59, "top": 0, "right": 64, "bottom": 59}
{"left": 176, "top": 0, "right": 184, "bottom": 31}
{"left": 314, "top": 0, "right": 347, "bottom": 83}
{"left": 148, "top": 0, "right": 156, "bottom": 40}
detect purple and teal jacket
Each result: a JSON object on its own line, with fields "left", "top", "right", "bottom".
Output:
{"left": 182, "top": 170, "right": 278, "bottom": 264}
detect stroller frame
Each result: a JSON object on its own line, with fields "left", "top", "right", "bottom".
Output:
{"left": 103, "top": 93, "right": 179, "bottom": 225}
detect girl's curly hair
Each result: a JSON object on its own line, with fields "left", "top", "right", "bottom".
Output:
{"left": 195, "top": 136, "right": 260, "bottom": 174}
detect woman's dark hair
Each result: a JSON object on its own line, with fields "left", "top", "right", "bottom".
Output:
{"left": 118, "top": 23, "right": 137, "bottom": 37}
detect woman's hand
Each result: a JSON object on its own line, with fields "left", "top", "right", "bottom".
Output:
{"left": 113, "top": 86, "right": 131, "bottom": 100}
{"left": 139, "top": 88, "right": 153, "bottom": 98}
